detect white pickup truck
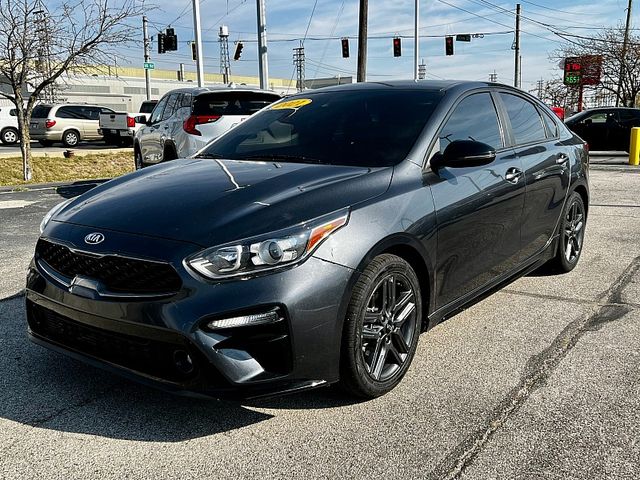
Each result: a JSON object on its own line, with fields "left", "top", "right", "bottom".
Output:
{"left": 98, "top": 100, "right": 158, "bottom": 146}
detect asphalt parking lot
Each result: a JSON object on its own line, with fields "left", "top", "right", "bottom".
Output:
{"left": 0, "top": 158, "right": 638, "bottom": 479}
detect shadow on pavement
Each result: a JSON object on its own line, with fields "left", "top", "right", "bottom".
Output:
{"left": 56, "top": 179, "right": 109, "bottom": 198}
{"left": 0, "top": 295, "right": 359, "bottom": 442}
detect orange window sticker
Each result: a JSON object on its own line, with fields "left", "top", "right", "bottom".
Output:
{"left": 271, "top": 98, "right": 312, "bottom": 110}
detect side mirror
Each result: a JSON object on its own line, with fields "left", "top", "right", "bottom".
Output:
{"left": 431, "top": 140, "right": 496, "bottom": 170}
{"left": 583, "top": 118, "right": 592, "bottom": 126}
{"left": 134, "top": 115, "right": 148, "bottom": 125}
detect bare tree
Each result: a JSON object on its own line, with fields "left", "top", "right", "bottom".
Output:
{"left": 0, "top": 0, "right": 144, "bottom": 180}
{"left": 552, "top": 26, "right": 640, "bottom": 111}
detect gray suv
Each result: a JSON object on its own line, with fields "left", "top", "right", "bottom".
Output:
{"left": 134, "top": 86, "right": 280, "bottom": 168}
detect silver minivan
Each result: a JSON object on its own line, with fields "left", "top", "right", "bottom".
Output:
{"left": 30, "top": 104, "right": 114, "bottom": 147}
{"left": 134, "top": 86, "right": 280, "bottom": 168}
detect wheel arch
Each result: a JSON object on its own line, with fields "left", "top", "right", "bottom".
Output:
{"left": 336, "top": 234, "right": 435, "bottom": 339}
{"left": 573, "top": 183, "right": 589, "bottom": 216}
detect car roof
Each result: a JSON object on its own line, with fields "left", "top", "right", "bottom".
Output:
{"left": 163, "top": 85, "right": 280, "bottom": 97}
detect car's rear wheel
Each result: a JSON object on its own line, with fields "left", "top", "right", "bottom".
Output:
{"left": 549, "top": 192, "right": 586, "bottom": 273}
{"left": 62, "top": 130, "right": 80, "bottom": 147}
{"left": 1, "top": 127, "right": 18, "bottom": 145}
{"left": 340, "top": 254, "right": 422, "bottom": 398}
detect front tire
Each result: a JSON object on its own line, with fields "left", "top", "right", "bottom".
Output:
{"left": 549, "top": 192, "right": 586, "bottom": 273}
{"left": 340, "top": 254, "right": 422, "bottom": 398}
{"left": 134, "top": 147, "right": 144, "bottom": 170}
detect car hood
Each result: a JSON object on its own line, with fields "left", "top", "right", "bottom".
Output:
{"left": 52, "top": 158, "right": 393, "bottom": 247}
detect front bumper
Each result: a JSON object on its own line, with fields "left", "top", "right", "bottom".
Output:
{"left": 26, "top": 222, "right": 354, "bottom": 399}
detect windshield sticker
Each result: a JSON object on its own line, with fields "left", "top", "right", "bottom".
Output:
{"left": 271, "top": 98, "right": 312, "bottom": 110}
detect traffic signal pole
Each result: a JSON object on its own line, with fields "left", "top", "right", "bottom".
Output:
{"left": 256, "top": 0, "right": 269, "bottom": 89}
{"left": 142, "top": 16, "right": 151, "bottom": 100}
{"left": 414, "top": 0, "right": 419, "bottom": 80}
{"left": 514, "top": 3, "right": 521, "bottom": 88}
{"left": 192, "top": 0, "right": 205, "bottom": 87}
{"left": 357, "top": 0, "right": 368, "bottom": 82}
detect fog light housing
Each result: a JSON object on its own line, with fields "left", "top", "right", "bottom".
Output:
{"left": 207, "top": 309, "right": 282, "bottom": 330}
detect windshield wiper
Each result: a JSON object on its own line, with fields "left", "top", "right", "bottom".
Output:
{"left": 239, "top": 154, "right": 330, "bottom": 164}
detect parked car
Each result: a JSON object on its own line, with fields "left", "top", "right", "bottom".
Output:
{"left": 29, "top": 104, "right": 114, "bottom": 147}
{"left": 565, "top": 107, "right": 640, "bottom": 151}
{"left": 0, "top": 106, "right": 19, "bottom": 145}
{"left": 28, "top": 81, "right": 589, "bottom": 399}
{"left": 134, "top": 86, "right": 280, "bottom": 168}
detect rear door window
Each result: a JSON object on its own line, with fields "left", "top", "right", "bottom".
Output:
{"left": 542, "top": 111, "right": 558, "bottom": 138}
{"left": 193, "top": 92, "right": 280, "bottom": 116}
{"left": 499, "top": 93, "right": 546, "bottom": 145}
{"left": 56, "top": 106, "right": 77, "bottom": 119}
{"left": 438, "top": 92, "right": 503, "bottom": 152}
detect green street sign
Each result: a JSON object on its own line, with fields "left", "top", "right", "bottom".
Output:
{"left": 144, "top": 62, "right": 155, "bottom": 70}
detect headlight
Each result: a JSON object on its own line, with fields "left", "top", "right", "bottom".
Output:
{"left": 39, "top": 198, "right": 73, "bottom": 233}
{"left": 186, "top": 209, "right": 349, "bottom": 280}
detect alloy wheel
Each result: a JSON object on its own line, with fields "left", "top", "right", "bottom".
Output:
{"left": 64, "top": 132, "right": 79, "bottom": 146}
{"left": 563, "top": 199, "right": 585, "bottom": 263}
{"left": 360, "top": 273, "right": 417, "bottom": 382}
{"left": 3, "top": 129, "right": 17, "bottom": 144}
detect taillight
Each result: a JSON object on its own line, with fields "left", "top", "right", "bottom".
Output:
{"left": 45, "top": 120, "right": 56, "bottom": 129}
{"left": 127, "top": 116, "right": 135, "bottom": 128}
{"left": 183, "top": 115, "right": 221, "bottom": 136}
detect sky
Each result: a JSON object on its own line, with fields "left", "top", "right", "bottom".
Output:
{"left": 113, "top": 0, "right": 638, "bottom": 92}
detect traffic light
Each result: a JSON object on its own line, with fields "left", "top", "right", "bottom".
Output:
{"left": 233, "top": 41, "right": 244, "bottom": 60}
{"left": 165, "top": 28, "right": 178, "bottom": 51}
{"left": 445, "top": 36, "right": 454, "bottom": 56}
{"left": 157, "top": 32, "right": 166, "bottom": 54}
{"left": 191, "top": 42, "right": 197, "bottom": 61}
{"left": 341, "top": 38, "right": 349, "bottom": 58}
{"left": 393, "top": 37, "right": 401, "bottom": 57}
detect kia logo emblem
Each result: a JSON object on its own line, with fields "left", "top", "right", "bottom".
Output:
{"left": 84, "top": 232, "right": 105, "bottom": 245}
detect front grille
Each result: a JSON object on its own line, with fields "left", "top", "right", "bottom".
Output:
{"left": 27, "top": 302, "right": 215, "bottom": 385}
{"left": 36, "top": 238, "right": 182, "bottom": 295}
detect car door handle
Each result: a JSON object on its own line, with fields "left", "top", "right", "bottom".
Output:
{"left": 505, "top": 167, "right": 523, "bottom": 184}
{"left": 556, "top": 153, "right": 569, "bottom": 164}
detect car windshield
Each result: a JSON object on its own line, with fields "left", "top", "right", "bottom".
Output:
{"left": 139, "top": 101, "right": 157, "bottom": 113}
{"left": 198, "top": 89, "right": 442, "bottom": 167}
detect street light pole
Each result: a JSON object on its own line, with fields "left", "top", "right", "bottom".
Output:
{"left": 142, "top": 16, "right": 151, "bottom": 100}
{"left": 256, "top": 0, "right": 269, "bottom": 89}
{"left": 192, "top": 0, "right": 205, "bottom": 87}
{"left": 514, "top": 3, "right": 521, "bottom": 88}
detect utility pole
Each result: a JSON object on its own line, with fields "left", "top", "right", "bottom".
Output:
{"left": 357, "top": 0, "right": 368, "bottom": 82}
{"left": 616, "top": 0, "right": 633, "bottom": 106}
{"left": 293, "top": 42, "right": 305, "bottom": 92}
{"left": 514, "top": 3, "right": 521, "bottom": 88}
{"left": 192, "top": 0, "right": 205, "bottom": 87}
{"left": 489, "top": 71, "right": 498, "bottom": 82}
{"left": 537, "top": 79, "right": 544, "bottom": 98}
{"left": 256, "top": 0, "right": 269, "bottom": 89}
{"left": 414, "top": 0, "right": 419, "bottom": 80}
{"left": 418, "top": 60, "right": 426, "bottom": 80}
{"left": 219, "top": 25, "right": 231, "bottom": 84}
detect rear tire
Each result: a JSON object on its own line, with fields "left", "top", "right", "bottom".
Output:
{"left": 1, "top": 127, "right": 18, "bottom": 145}
{"left": 339, "top": 254, "right": 422, "bottom": 398}
{"left": 62, "top": 130, "right": 80, "bottom": 148}
{"left": 548, "top": 192, "right": 586, "bottom": 273}
{"left": 163, "top": 145, "right": 177, "bottom": 162}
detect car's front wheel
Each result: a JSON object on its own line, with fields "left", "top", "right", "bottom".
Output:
{"left": 340, "top": 254, "right": 422, "bottom": 398}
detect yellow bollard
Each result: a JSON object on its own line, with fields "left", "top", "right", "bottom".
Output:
{"left": 630, "top": 127, "right": 640, "bottom": 166}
